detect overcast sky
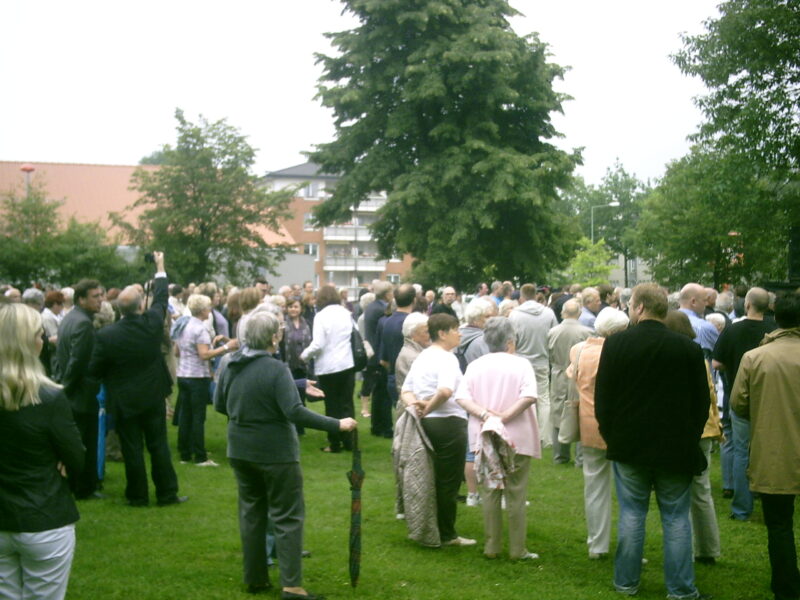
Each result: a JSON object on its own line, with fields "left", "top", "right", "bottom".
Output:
{"left": 0, "top": 0, "right": 718, "bottom": 185}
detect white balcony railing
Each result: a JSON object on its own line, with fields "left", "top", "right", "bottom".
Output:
{"left": 322, "top": 225, "right": 371, "bottom": 240}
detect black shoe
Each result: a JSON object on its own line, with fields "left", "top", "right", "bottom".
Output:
{"left": 695, "top": 556, "right": 716, "bottom": 565}
{"left": 301, "top": 550, "right": 311, "bottom": 558}
{"left": 246, "top": 582, "right": 272, "bottom": 594}
{"left": 281, "top": 592, "right": 325, "bottom": 600}
{"left": 722, "top": 488, "right": 733, "bottom": 498}
{"left": 157, "top": 495, "right": 189, "bottom": 507}
{"left": 77, "top": 491, "right": 106, "bottom": 500}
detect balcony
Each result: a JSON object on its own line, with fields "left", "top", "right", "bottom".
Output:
{"left": 352, "top": 196, "right": 386, "bottom": 212}
{"left": 324, "top": 255, "right": 386, "bottom": 271}
{"left": 323, "top": 225, "right": 371, "bottom": 241}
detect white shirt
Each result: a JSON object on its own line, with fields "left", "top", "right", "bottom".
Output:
{"left": 300, "top": 304, "right": 355, "bottom": 375}
{"left": 402, "top": 345, "right": 465, "bottom": 419}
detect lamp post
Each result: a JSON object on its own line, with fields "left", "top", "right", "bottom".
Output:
{"left": 20, "top": 163, "right": 35, "bottom": 197}
{"left": 590, "top": 201, "right": 620, "bottom": 244}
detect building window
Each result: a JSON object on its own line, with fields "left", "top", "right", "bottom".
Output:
{"left": 303, "top": 213, "right": 316, "bottom": 231}
{"left": 303, "top": 243, "right": 319, "bottom": 261}
{"left": 302, "top": 182, "right": 319, "bottom": 198}
{"left": 387, "top": 274, "right": 400, "bottom": 284}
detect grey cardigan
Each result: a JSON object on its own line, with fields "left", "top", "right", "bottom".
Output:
{"left": 214, "top": 351, "right": 339, "bottom": 464}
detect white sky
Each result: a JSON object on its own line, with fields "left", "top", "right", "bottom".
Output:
{"left": 0, "top": 0, "right": 718, "bottom": 185}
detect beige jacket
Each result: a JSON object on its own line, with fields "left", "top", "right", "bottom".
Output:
{"left": 731, "top": 328, "right": 800, "bottom": 494}
{"left": 568, "top": 337, "right": 606, "bottom": 450}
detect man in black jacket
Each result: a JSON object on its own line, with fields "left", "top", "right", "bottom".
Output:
{"left": 55, "top": 278, "right": 103, "bottom": 499}
{"left": 89, "top": 252, "right": 183, "bottom": 507}
{"left": 595, "top": 283, "right": 709, "bottom": 599}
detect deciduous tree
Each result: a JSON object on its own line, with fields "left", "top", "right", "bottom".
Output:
{"left": 309, "top": 0, "right": 580, "bottom": 288}
{"left": 116, "top": 109, "right": 294, "bottom": 284}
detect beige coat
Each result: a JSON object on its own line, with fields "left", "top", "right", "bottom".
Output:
{"left": 731, "top": 328, "right": 800, "bottom": 494}
{"left": 548, "top": 319, "right": 592, "bottom": 426}
{"left": 568, "top": 337, "right": 606, "bottom": 450}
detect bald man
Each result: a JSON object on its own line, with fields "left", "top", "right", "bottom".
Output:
{"left": 89, "top": 252, "right": 184, "bottom": 507}
{"left": 678, "top": 283, "right": 720, "bottom": 356}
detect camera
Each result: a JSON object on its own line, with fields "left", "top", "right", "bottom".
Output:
{"left": 144, "top": 252, "right": 155, "bottom": 264}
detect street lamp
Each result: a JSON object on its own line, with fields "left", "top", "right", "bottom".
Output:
{"left": 591, "top": 201, "right": 620, "bottom": 244}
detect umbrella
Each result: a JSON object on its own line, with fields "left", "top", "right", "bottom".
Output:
{"left": 346, "top": 429, "right": 366, "bottom": 588}
{"left": 97, "top": 384, "right": 107, "bottom": 481}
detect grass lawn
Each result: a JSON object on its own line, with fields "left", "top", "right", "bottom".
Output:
{"left": 69, "top": 399, "right": 779, "bottom": 600}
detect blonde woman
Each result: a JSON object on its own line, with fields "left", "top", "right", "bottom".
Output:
{"left": 0, "top": 304, "right": 84, "bottom": 600}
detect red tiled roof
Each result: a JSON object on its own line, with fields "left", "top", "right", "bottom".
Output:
{"left": 0, "top": 161, "right": 294, "bottom": 245}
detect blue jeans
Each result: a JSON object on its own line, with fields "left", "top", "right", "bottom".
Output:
{"left": 731, "top": 409, "right": 753, "bottom": 520}
{"left": 719, "top": 412, "right": 733, "bottom": 491}
{"left": 613, "top": 462, "right": 698, "bottom": 599}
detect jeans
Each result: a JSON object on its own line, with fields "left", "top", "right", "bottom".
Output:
{"left": 177, "top": 377, "right": 210, "bottom": 463}
{"left": 761, "top": 494, "right": 800, "bottom": 600}
{"left": 613, "top": 461, "right": 698, "bottom": 599}
{"left": 719, "top": 411, "right": 733, "bottom": 491}
{"left": 731, "top": 409, "right": 753, "bottom": 520}
{"left": 0, "top": 524, "right": 76, "bottom": 600}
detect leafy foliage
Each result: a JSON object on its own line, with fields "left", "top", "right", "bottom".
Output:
{"left": 562, "top": 237, "right": 614, "bottom": 288}
{"left": 634, "top": 147, "right": 787, "bottom": 289}
{"left": 117, "top": 109, "right": 294, "bottom": 284}
{"left": 309, "top": 0, "right": 580, "bottom": 289}
{"left": 563, "top": 162, "right": 648, "bottom": 286}
{"left": 0, "top": 182, "right": 136, "bottom": 288}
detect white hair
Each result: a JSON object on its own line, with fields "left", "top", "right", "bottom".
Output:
{"left": 402, "top": 312, "right": 429, "bottom": 338}
{"left": 706, "top": 312, "right": 726, "bottom": 332}
{"left": 464, "top": 298, "right": 494, "bottom": 325}
{"left": 359, "top": 292, "right": 375, "bottom": 311}
{"left": 594, "top": 307, "right": 629, "bottom": 338}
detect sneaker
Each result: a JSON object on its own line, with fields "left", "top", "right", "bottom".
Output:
{"left": 195, "top": 459, "right": 219, "bottom": 467}
{"left": 514, "top": 552, "right": 539, "bottom": 561}
{"left": 442, "top": 536, "right": 477, "bottom": 547}
{"left": 396, "top": 513, "right": 405, "bottom": 520}
{"left": 588, "top": 552, "right": 609, "bottom": 560}
{"left": 466, "top": 493, "right": 482, "bottom": 507}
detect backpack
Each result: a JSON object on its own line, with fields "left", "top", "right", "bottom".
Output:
{"left": 455, "top": 335, "right": 477, "bottom": 374}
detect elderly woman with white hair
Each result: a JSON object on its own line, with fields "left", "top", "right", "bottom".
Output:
{"left": 455, "top": 316, "right": 540, "bottom": 560}
{"left": 394, "top": 312, "right": 430, "bottom": 395}
{"left": 215, "top": 312, "right": 357, "bottom": 599}
{"left": 568, "top": 306, "right": 629, "bottom": 559}
{"left": 175, "top": 293, "right": 237, "bottom": 467}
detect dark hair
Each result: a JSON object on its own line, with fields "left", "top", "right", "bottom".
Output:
{"left": 74, "top": 279, "right": 102, "bottom": 301}
{"left": 316, "top": 285, "right": 341, "bottom": 310}
{"left": 428, "top": 313, "right": 458, "bottom": 342}
{"left": 597, "top": 284, "right": 614, "bottom": 303}
{"left": 44, "top": 290, "right": 65, "bottom": 308}
{"left": 254, "top": 276, "right": 268, "bottom": 285}
{"left": 663, "top": 310, "right": 695, "bottom": 339}
{"left": 170, "top": 284, "right": 183, "bottom": 297}
{"left": 395, "top": 283, "right": 416, "bottom": 308}
{"left": 631, "top": 283, "right": 668, "bottom": 319}
{"left": 774, "top": 292, "right": 800, "bottom": 329}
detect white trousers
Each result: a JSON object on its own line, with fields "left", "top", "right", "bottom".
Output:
{"left": 691, "top": 438, "right": 721, "bottom": 558}
{"left": 0, "top": 524, "right": 76, "bottom": 600}
{"left": 534, "top": 367, "right": 551, "bottom": 447}
{"left": 582, "top": 446, "right": 612, "bottom": 555}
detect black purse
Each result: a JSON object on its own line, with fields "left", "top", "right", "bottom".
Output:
{"left": 350, "top": 326, "right": 368, "bottom": 372}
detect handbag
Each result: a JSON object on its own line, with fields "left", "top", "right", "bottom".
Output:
{"left": 558, "top": 343, "right": 584, "bottom": 444}
{"left": 350, "top": 325, "right": 368, "bottom": 372}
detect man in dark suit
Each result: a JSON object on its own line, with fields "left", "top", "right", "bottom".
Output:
{"left": 89, "top": 252, "right": 184, "bottom": 507}
{"left": 364, "top": 281, "right": 393, "bottom": 438}
{"left": 595, "top": 283, "right": 709, "bottom": 600}
{"left": 55, "top": 278, "right": 104, "bottom": 499}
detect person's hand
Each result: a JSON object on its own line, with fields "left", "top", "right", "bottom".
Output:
{"left": 226, "top": 338, "right": 240, "bottom": 351}
{"left": 153, "top": 251, "right": 165, "bottom": 271}
{"left": 56, "top": 462, "right": 67, "bottom": 478}
{"left": 413, "top": 400, "right": 428, "bottom": 418}
{"left": 213, "top": 335, "right": 226, "bottom": 346}
{"left": 306, "top": 380, "right": 325, "bottom": 398}
{"left": 339, "top": 417, "right": 358, "bottom": 431}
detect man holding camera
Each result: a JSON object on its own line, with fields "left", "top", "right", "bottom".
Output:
{"left": 89, "top": 252, "right": 184, "bottom": 507}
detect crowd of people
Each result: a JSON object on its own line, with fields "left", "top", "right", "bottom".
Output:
{"left": 1, "top": 266, "right": 799, "bottom": 600}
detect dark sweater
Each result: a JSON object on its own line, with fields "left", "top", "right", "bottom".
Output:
{"left": 214, "top": 351, "right": 339, "bottom": 464}
{"left": 0, "top": 385, "right": 84, "bottom": 532}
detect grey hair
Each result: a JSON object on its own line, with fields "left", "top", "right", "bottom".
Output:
{"left": 715, "top": 291, "right": 734, "bottom": 313}
{"left": 706, "top": 312, "right": 726, "bottom": 332}
{"left": 61, "top": 287, "right": 74, "bottom": 304}
{"left": 464, "top": 298, "right": 494, "bottom": 325}
{"left": 594, "top": 307, "right": 630, "bottom": 338}
{"left": 498, "top": 299, "right": 518, "bottom": 317}
{"left": 402, "top": 312, "right": 428, "bottom": 338}
{"left": 620, "top": 288, "right": 632, "bottom": 305}
{"left": 22, "top": 288, "right": 44, "bottom": 306}
{"left": 483, "top": 316, "right": 515, "bottom": 353}
{"left": 373, "top": 281, "right": 393, "bottom": 300}
{"left": 359, "top": 292, "right": 375, "bottom": 311}
{"left": 667, "top": 292, "right": 680, "bottom": 310}
{"left": 244, "top": 311, "right": 280, "bottom": 350}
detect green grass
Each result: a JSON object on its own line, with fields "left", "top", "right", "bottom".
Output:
{"left": 68, "top": 401, "right": 781, "bottom": 599}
